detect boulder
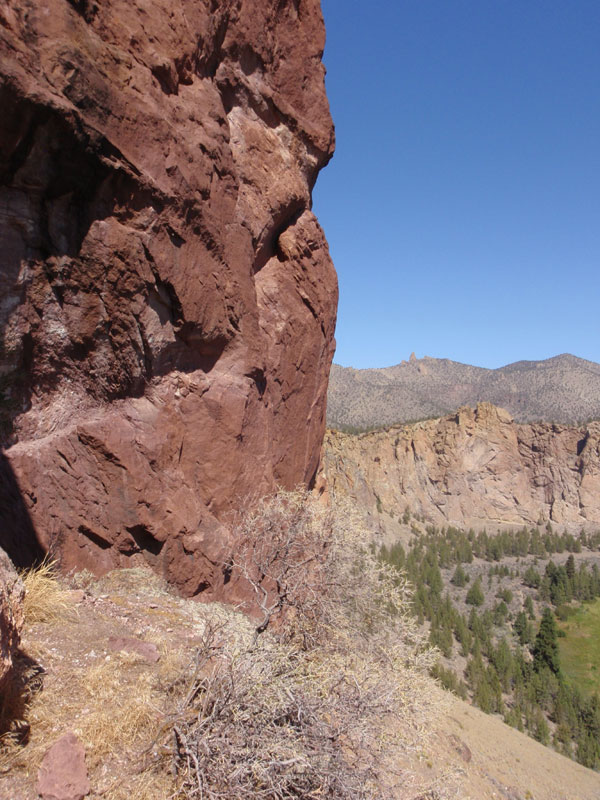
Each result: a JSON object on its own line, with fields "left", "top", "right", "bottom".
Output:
{"left": 37, "top": 732, "right": 90, "bottom": 800}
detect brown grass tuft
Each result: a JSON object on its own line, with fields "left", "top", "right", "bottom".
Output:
{"left": 21, "top": 559, "right": 75, "bottom": 624}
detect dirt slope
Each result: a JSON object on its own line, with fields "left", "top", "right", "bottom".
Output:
{"left": 2, "top": 566, "right": 598, "bottom": 800}
{"left": 429, "top": 695, "right": 600, "bottom": 800}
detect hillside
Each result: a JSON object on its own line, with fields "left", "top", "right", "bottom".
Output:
{"left": 2, "top": 562, "right": 599, "bottom": 800}
{"left": 327, "top": 354, "right": 600, "bottom": 429}
{"left": 377, "top": 526, "right": 600, "bottom": 772}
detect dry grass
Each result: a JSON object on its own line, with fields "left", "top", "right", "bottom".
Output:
{"left": 3, "top": 652, "right": 150, "bottom": 769}
{"left": 1, "top": 648, "right": 184, "bottom": 800}
{"left": 0, "top": 564, "right": 187, "bottom": 800}
{"left": 1, "top": 560, "right": 73, "bottom": 747}
{"left": 20, "top": 559, "right": 75, "bottom": 624}
{"left": 76, "top": 658, "right": 157, "bottom": 763}
{"left": 1, "top": 494, "right": 448, "bottom": 800}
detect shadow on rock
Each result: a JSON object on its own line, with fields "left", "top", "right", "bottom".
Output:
{"left": 0, "top": 452, "right": 44, "bottom": 569}
{"left": 0, "top": 650, "right": 45, "bottom": 746}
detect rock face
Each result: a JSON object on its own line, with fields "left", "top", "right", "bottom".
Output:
{"left": 0, "top": 0, "right": 337, "bottom": 595}
{"left": 0, "top": 546, "right": 25, "bottom": 687}
{"left": 323, "top": 403, "right": 600, "bottom": 533}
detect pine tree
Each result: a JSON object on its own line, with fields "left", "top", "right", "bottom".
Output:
{"left": 524, "top": 595, "right": 535, "bottom": 620}
{"left": 576, "top": 732, "right": 600, "bottom": 769}
{"left": 523, "top": 565, "right": 541, "bottom": 588}
{"left": 451, "top": 564, "right": 468, "bottom": 587}
{"left": 533, "top": 709, "right": 550, "bottom": 745}
{"left": 492, "top": 637, "right": 513, "bottom": 692}
{"left": 532, "top": 607, "right": 561, "bottom": 676}
{"left": 513, "top": 611, "right": 532, "bottom": 645}
{"left": 466, "top": 577, "right": 485, "bottom": 607}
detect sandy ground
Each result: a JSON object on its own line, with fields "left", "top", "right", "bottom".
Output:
{"left": 425, "top": 694, "right": 600, "bottom": 800}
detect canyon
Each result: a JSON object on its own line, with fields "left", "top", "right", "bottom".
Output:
{"left": 2, "top": 3, "right": 600, "bottom": 797}
{"left": 0, "top": 0, "right": 337, "bottom": 595}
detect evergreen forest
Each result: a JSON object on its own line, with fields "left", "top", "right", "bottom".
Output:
{"left": 379, "top": 523, "right": 600, "bottom": 768}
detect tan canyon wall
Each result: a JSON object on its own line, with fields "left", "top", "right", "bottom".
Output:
{"left": 323, "top": 403, "right": 600, "bottom": 535}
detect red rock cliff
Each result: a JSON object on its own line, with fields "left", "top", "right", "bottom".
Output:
{"left": 0, "top": 0, "right": 337, "bottom": 595}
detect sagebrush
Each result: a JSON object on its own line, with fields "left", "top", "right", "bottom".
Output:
{"left": 159, "top": 491, "right": 439, "bottom": 799}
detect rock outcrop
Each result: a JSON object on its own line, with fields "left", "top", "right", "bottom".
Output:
{"left": 0, "top": 546, "right": 24, "bottom": 687}
{"left": 0, "top": 0, "right": 337, "bottom": 595}
{"left": 323, "top": 403, "right": 600, "bottom": 533}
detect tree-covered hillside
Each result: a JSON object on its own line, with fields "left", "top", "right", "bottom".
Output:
{"left": 379, "top": 523, "right": 600, "bottom": 768}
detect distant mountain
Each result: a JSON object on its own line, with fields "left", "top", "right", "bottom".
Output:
{"left": 327, "top": 353, "right": 600, "bottom": 429}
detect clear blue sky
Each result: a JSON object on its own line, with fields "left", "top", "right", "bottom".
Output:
{"left": 312, "top": 0, "right": 600, "bottom": 369}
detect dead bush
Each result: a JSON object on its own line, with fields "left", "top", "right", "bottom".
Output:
{"left": 229, "top": 490, "right": 430, "bottom": 652}
{"left": 158, "top": 490, "right": 438, "bottom": 799}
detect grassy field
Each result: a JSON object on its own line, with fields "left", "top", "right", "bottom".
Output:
{"left": 559, "top": 598, "right": 600, "bottom": 697}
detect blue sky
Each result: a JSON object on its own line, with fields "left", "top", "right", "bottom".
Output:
{"left": 312, "top": 0, "right": 600, "bottom": 369}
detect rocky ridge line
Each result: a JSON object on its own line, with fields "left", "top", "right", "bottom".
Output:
{"left": 327, "top": 354, "right": 600, "bottom": 429}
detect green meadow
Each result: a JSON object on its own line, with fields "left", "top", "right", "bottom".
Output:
{"left": 559, "top": 598, "right": 600, "bottom": 697}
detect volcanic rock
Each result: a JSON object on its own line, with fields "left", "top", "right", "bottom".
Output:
{"left": 323, "top": 403, "right": 600, "bottom": 532}
{"left": 0, "top": 0, "right": 337, "bottom": 595}
{"left": 0, "top": 546, "right": 24, "bottom": 686}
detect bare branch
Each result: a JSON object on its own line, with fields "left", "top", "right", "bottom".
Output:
{"left": 154, "top": 490, "right": 440, "bottom": 800}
